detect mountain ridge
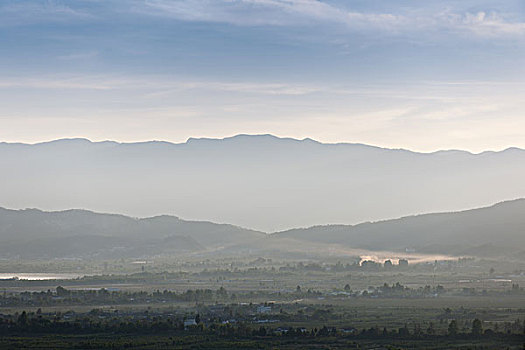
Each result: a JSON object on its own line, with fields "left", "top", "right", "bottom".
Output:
{"left": 2, "top": 197, "right": 523, "bottom": 233}
{"left": 0, "top": 199, "right": 524, "bottom": 259}
{"left": 1, "top": 134, "right": 524, "bottom": 231}
{"left": 2, "top": 134, "right": 524, "bottom": 155}
{"left": 0, "top": 206, "right": 265, "bottom": 259}
{"left": 273, "top": 198, "right": 525, "bottom": 233}
{"left": 274, "top": 198, "right": 525, "bottom": 256}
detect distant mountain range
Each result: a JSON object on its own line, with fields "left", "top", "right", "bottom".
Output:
{"left": 1, "top": 135, "right": 524, "bottom": 231}
{"left": 0, "top": 199, "right": 524, "bottom": 260}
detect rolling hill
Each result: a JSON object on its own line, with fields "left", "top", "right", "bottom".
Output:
{"left": 0, "top": 199, "right": 524, "bottom": 259}
{"left": 0, "top": 207, "right": 263, "bottom": 259}
{"left": 275, "top": 199, "right": 525, "bottom": 257}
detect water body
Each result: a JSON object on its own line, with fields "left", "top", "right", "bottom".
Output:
{"left": 0, "top": 273, "right": 82, "bottom": 281}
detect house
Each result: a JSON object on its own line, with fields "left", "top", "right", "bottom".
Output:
{"left": 256, "top": 305, "right": 272, "bottom": 314}
{"left": 341, "top": 327, "right": 357, "bottom": 334}
{"left": 184, "top": 318, "right": 197, "bottom": 328}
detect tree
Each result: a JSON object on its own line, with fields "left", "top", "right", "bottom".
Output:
{"left": 413, "top": 323, "right": 422, "bottom": 337}
{"left": 398, "top": 323, "right": 410, "bottom": 337}
{"left": 471, "top": 319, "right": 482, "bottom": 336}
{"left": 344, "top": 284, "right": 351, "bottom": 291}
{"left": 17, "top": 311, "right": 28, "bottom": 327}
{"left": 257, "top": 326, "right": 267, "bottom": 336}
{"left": 448, "top": 320, "right": 458, "bottom": 336}
{"left": 317, "top": 325, "right": 329, "bottom": 336}
{"left": 56, "top": 286, "right": 69, "bottom": 297}
{"left": 427, "top": 322, "right": 435, "bottom": 335}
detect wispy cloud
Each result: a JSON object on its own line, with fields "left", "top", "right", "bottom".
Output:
{"left": 3, "top": 74, "right": 525, "bottom": 101}
{"left": 0, "top": 76, "right": 115, "bottom": 90}
{"left": 3, "top": 0, "right": 523, "bottom": 40}
{"left": 145, "top": 81, "right": 321, "bottom": 96}
{"left": 138, "top": 0, "right": 406, "bottom": 30}
{"left": 0, "top": 0, "right": 94, "bottom": 26}
{"left": 442, "top": 11, "right": 525, "bottom": 37}
{"left": 57, "top": 51, "right": 99, "bottom": 61}
{"left": 136, "top": 0, "right": 525, "bottom": 39}
{"left": 1, "top": 73, "right": 524, "bottom": 152}
{"left": 0, "top": 75, "right": 321, "bottom": 95}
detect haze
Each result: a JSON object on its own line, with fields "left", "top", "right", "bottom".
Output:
{"left": 1, "top": 2, "right": 525, "bottom": 348}
{"left": 1, "top": 135, "right": 525, "bottom": 231}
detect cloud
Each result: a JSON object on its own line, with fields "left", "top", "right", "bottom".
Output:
{"left": 0, "top": 0, "right": 94, "bottom": 26}
{"left": 138, "top": 0, "right": 405, "bottom": 29}
{"left": 443, "top": 11, "right": 525, "bottom": 37}
{"left": 3, "top": 0, "right": 523, "bottom": 40}
{"left": 0, "top": 76, "right": 116, "bottom": 90}
{"left": 2, "top": 0, "right": 523, "bottom": 41}
{"left": 145, "top": 81, "right": 321, "bottom": 96}
{"left": 0, "top": 75, "right": 321, "bottom": 95}
{"left": 57, "top": 51, "right": 99, "bottom": 61}
{"left": 1, "top": 72, "right": 524, "bottom": 152}
{"left": 136, "top": 0, "right": 525, "bottom": 39}
{"left": 2, "top": 74, "right": 525, "bottom": 105}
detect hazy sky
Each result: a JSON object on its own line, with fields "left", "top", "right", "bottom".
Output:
{"left": 1, "top": 0, "right": 524, "bottom": 152}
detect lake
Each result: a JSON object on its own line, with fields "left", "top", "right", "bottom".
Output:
{"left": 0, "top": 273, "right": 82, "bottom": 281}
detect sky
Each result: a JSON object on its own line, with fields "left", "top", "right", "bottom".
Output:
{"left": 0, "top": 0, "right": 524, "bottom": 152}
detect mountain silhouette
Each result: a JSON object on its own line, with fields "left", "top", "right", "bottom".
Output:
{"left": 1, "top": 134, "right": 524, "bottom": 231}
{"left": 275, "top": 199, "right": 525, "bottom": 257}
{"left": 0, "top": 199, "right": 524, "bottom": 259}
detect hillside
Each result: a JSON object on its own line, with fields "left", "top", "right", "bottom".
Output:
{"left": 1, "top": 135, "right": 524, "bottom": 231}
{"left": 1, "top": 199, "right": 524, "bottom": 259}
{"left": 275, "top": 199, "right": 525, "bottom": 257}
{"left": 0, "top": 207, "right": 264, "bottom": 259}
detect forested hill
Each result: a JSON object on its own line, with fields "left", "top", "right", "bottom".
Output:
{"left": 1, "top": 199, "right": 524, "bottom": 259}
{"left": 0, "top": 207, "right": 263, "bottom": 258}
{"left": 275, "top": 199, "right": 525, "bottom": 256}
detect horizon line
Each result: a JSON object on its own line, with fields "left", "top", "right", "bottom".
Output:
{"left": 1, "top": 133, "right": 524, "bottom": 156}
